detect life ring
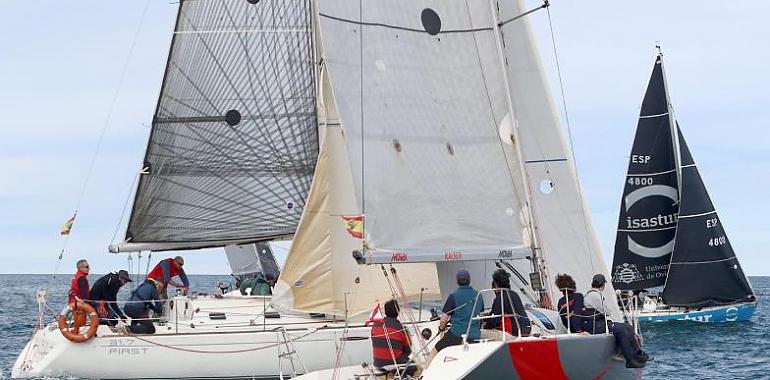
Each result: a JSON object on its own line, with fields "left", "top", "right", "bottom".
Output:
{"left": 58, "top": 301, "right": 99, "bottom": 343}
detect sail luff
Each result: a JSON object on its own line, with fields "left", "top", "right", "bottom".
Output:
{"left": 117, "top": 2, "right": 184, "bottom": 252}
{"left": 610, "top": 54, "right": 679, "bottom": 291}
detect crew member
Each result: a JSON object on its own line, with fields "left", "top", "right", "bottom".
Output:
{"left": 584, "top": 274, "right": 648, "bottom": 369}
{"left": 431, "top": 270, "right": 484, "bottom": 361}
{"left": 371, "top": 299, "right": 417, "bottom": 377}
{"left": 68, "top": 259, "right": 90, "bottom": 304}
{"left": 147, "top": 256, "right": 189, "bottom": 298}
{"left": 482, "top": 269, "right": 531, "bottom": 338}
{"left": 555, "top": 273, "right": 588, "bottom": 333}
{"left": 90, "top": 270, "right": 132, "bottom": 325}
{"left": 123, "top": 280, "right": 164, "bottom": 334}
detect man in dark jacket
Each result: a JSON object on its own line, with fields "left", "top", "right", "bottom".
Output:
{"left": 483, "top": 269, "right": 531, "bottom": 337}
{"left": 90, "top": 270, "right": 132, "bottom": 326}
{"left": 123, "top": 280, "right": 164, "bottom": 334}
{"left": 555, "top": 273, "right": 589, "bottom": 333}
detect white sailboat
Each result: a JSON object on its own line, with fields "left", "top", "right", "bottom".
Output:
{"left": 14, "top": 0, "right": 642, "bottom": 379}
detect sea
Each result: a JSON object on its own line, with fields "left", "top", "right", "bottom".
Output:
{"left": 1, "top": 274, "right": 768, "bottom": 379}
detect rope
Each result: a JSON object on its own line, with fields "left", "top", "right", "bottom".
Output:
{"left": 122, "top": 327, "right": 321, "bottom": 354}
{"left": 388, "top": 267, "right": 428, "bottom": 355}
{"left": 111, "top": 172, "right": 141, "bottom": 245}
{"left": 47, "top": 0, "right": 152, "bottom": 288}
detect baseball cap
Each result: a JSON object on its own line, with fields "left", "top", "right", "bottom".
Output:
{"left": 456, "top": 269, "right": 471, "bottom": 285}
{"left": 118, "top": 270, "right": 132, "bottom": 282}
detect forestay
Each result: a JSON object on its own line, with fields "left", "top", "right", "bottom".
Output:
{"left": 611, "top": 56, "right": 679, "bottom": 291}
{"left": 319, "top": 0, "right": 530, "bottom": 262}
{"left": 119, "top": 0, "right": 318, "bottom": 251}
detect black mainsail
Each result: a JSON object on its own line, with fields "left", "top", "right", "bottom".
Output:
{"left": 611, "top": 55, "right": 679, "bottom": 291}
{"left": 116, "top": 0, "right": 319, "bottom": 251}
{"left": 661, "top": 128, "right": 754, "bottom": 307}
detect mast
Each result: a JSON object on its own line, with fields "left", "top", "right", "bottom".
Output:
{"left": 658, "top": 47, "right": 683, "bottom": 206}
{"left": 489, "top": 0, "right": 548, "bottom": 306}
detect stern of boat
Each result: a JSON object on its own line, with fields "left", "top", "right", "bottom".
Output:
{"left": 422, "top": 334, "right": 641, "bottom": 380}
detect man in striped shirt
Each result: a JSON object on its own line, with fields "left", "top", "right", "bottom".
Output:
{"left": 370, "top": 299, "right": 417, "bottom": 376}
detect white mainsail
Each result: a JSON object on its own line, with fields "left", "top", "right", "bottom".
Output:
{"left": 318, "top": 1, "right": 530, "bottom": 260}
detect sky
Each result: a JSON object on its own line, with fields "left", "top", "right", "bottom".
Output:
{"left": 0, "top": 1, "right": 767, "bottom": 276}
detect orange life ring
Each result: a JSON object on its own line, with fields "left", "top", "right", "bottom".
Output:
{"left": 58, "top": 301, "right": 99, "bottom": 343}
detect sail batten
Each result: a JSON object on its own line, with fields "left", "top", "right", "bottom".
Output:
{"left": 121, "top": 0, "right": 319, "bottom": 251}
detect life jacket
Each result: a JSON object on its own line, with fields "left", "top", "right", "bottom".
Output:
{"left": 147, "top": 258, "right": 182, "bottom": 285}
{"left": 68, "top": 271, "right": 90, "bottom": 304}
{"left": 449, "top": 286, "right": 483, "bottom": 340}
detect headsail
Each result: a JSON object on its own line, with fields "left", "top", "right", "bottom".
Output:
{"left": 497, "top": 0, "right": 620, "bottom": 314}
{"left": 116, "top": 0, "right": 319, "bottom": 252}
{"left": 611, "top": 55, "right": 679, "bottom": 291}
{"left": 662, "top": 128, "right": 754, "bottom": 307}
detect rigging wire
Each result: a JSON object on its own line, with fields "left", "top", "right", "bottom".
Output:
{"left": 545, "top": 7, "right": 600, "bottom": 280}
{"left": 49, "top": 0, "right": 153, "bottom": 284}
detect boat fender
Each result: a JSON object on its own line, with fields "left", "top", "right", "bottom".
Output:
{"left": 58, "top": 301, "right": 99, "bottom": 343}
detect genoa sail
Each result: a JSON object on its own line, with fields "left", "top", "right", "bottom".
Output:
{"left": 661, "top": 128, "right": 754, "bottom": 307}
{"left": 119, "top": 0, "right": 319, "bottom": 251}
{"left": 611, "top": 55, "right": 679, "bottom": 291}
{"left": 496, "top": 0, "right": 620, "bottom": 314}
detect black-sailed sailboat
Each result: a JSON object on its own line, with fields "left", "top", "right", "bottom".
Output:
{"left": 611, "top": 51, "right": 756, "bottom": 322}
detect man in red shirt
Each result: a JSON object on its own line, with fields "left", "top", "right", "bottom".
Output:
{"left": 370, "top": 299, "right": 417, "bottom": 377}
{"left": 68, "top": 259, "right": 90, "bottom": 304}
{"left": 147, "top": 256, "right": 189, "bottom": 298}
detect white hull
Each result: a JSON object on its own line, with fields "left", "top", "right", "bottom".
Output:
{"left": 12, "top": 294, "right": 438, "bottom": 379}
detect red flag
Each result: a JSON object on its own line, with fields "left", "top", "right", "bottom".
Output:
{"left": 365, "top": 303, "right": 384, "bottom": 326}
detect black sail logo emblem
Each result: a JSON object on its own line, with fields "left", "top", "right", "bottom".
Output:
{"left": 624, "top": 184, "right": 678, "bottom": 258}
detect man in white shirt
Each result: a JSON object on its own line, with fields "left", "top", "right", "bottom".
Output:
{"left": 584, "top": 274, "right": 609, "bottom": 318}
{"left": 585, "top": 274, "right": 649, "bottom": 369}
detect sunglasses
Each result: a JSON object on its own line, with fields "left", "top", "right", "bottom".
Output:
{"left": 79, "top": 265, "right": 90, "bottom": 268}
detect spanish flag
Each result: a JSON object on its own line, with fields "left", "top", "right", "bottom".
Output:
{"left": 60, "top": 213, "right": 76, "bottom": 236}
{"left": 341, "top": 216, "right": 364, "bottom": 239}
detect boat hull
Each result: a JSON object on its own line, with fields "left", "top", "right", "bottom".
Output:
{"left": 639, "top": 301, "right": 756, "bottom": 323}
{"left": 11, "top": 322, "right": 377, "bottom": 379}
{"left": 422, "top": 334, "right": 640, "bottom": 380}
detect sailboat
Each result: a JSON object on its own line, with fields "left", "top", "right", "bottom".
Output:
{"left": 611, "top": 51, "right": 757, "bottom": 323}
{"left": 14, "top": 0, "right": 641, "bottom": 379}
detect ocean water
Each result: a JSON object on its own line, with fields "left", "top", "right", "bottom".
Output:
{"left": 1, "top": 274, "right": 768, "bottom": 379}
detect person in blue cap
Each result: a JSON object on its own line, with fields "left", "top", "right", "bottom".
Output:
{"left": 432, "top": 269, "right": 484, "bottom": 356}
